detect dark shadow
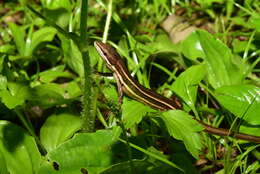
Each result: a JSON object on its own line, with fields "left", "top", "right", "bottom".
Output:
{"left": 2, "top": 122, "right": 25, "bottom": 152}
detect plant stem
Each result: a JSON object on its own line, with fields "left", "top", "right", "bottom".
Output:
{"left": 80, "top": 0, "right": 95, "bottom": 132}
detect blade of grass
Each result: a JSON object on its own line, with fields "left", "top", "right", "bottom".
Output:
{"left": 118, "top": 138, "right": 184, "bottom": 172}
{"left": 26, "top": 5, "right": 80, "bottom": 44}
{"left": 102, "top": 0, "right": 113, "bottom": 43}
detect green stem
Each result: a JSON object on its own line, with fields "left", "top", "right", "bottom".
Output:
{"left": 80, "top": 0, "right": 95, "bottom": 132}
{"left": 102, "top": 0, "right": 113, "bottom": 43}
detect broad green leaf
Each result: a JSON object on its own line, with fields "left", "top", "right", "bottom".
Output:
{"left": 122, "top": 98, "right": 155, "bottom": 129}
{"left": 196, "top": 30, "right": 242, "bottom": 89}
{"left": 40, "top": 113, "right": 82, "bottom": 152}
{"left": 0, "top": 90, "right": 24, "bottom": 109}
{"left": 8, "top": 23, "right": 25, "bottom": 55}
{"left": 27, "top": 27, "right": 57, "bottom": 56}
{"left": 161, "top": 110, "right": 203, "bottom": 159}
{"left": 103, "top": 85, "right": 118, "bottom": 103}
{"left": 0, "top": 121, "right": 41, "bottom": 174}
{"left": 35, "top": 65, "right": 73, "bottom": 83}
{"left": 88, "top": 45, "right": 99, "bottom": 67}
{"left": 170, "top": 64, "right": 206, "bottom": 111}
{"left": 43, "top": 8, "right": 71, "bottom": 28}
{"left": 64, "top": 81, "right": 82, "bottom": 98}
{"left": 0, "top": 44, "right": 15, "bottom": 54}
{"left": 181, "top": 31, "right": 205, "bottom": 60}
{"left": 38, "top": 129, "right": 120, "bottom": 174}
{"left": 59, "top": 34, "right": 84, "bottom": 77}
{"left": 30, "top": 83, "right": 67, "bottom": 108}
{"left": 40, "top": 0, "right": 72, "bottom": 10}
{"left": 0, "top": 82, "right": 31, "bottom": 109}
{"left": 0, "top": 150, "right": 8, "bottom": 174}
{"left": 215, "top": 85, "right": 260, "bottom": 136}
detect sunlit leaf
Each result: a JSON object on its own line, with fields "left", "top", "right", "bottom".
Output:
{"left": 0, "top": 150, "right": 8, "bottom": 174}
{"left": 8, "top": 23, "right": 26, "bottom": 55}
{"left": 38, "top": 129, "right": 120, "bottom": 174}
{"left": 28, "top": 27, "right": 57, "bottom": 56}
{"left": 196, "top": 30, "right": 243, "bottom": 88}
{"left": 40, "top": 113, "right": 82, "bottom": 152}
{"left": 215, "top": 85, "right": 260, "bottom": 136}
{"left": 170, "top": 64, "right": 206, "bottom": 111}
{"left": 161, "top": 110, "right": 203, "bottom": 159}
{"left": 195, "top": 0, "right": 225, "bottom": 7}
{"left": 0, "top": 82, "right": 31, "bottom": 109}
{"left": 0, "top": 121, "right": 41, "bottom": 174}
{"left": 59, "top": 34, "right": 84, "bottom": 77}
{"left": 40, "top": 0, "right": 72, "bottom": 10}
{"left": 249, "top": 13, "right": 260, "bottom": 32}
{"left": 103, "top": 85, "right": 118, "bottom": 103}
{"left": 0, "top": 75, "right": 7, "bottom": 90}
{"left": 36, "top": 65, "right": 73, "bottom": 83}
{"left": 122, "top": 98, "right": 155, "bottom": 129}
{"left": 64, "top": 81, "right": 82, "bottom": 98}
{"left": 181, "top": 31, "right": 205, "bottom": 60}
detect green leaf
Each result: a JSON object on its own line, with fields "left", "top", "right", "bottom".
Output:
{"left": 30, "top": 83, "right": 67, "bottom": 108}
{"left": 181, "top": 31, "right": 205, "bottom": 60}
{"left": 196, "top": 30, "right": 242, "bottom": 88}
{"left": 249, "top": 13, "right": 260, "bottom": 32}
{"left": 0, "top": 75, "right": 7, "bottom": 90}
{"left": 170, "top": 64, "right": 206, "bottom": 111}
{"left": 38, "top": 129, "right": 120, "bottom": 174}
{"left": 8, "top": 23, "right": 26, "bottom": 55}
{"left": 122, "top": 98, "right": 155, "bottom": 129}
{"left": 59, "top": 34, "right": 84, "bottom": 77}
{"left": 0, "top": 54, "right": 4, "bottom": 72}
{"left": 27, "top": 27, "right": 57, "bottom": 56}
{"left": 103, "top": 85, "right": 118, "bottom": 103}
{"left": 161, "top": 110, "right": 203, "bottom": 159}
{"left": 0, "top": 44, "right": 16, "bottom": 54}
{"left": 88, "top": 45, "right": 100, "bottom": 67}
{"left": 0, "top": 150, "right": 8, "bottom": 174}
{"left": 0, "top": 121, "right": 41, "bottom": 174}
{"left": 64, "top": 81, "right": 82, "bottom": 98}
{"left": 43, "top": 8, "right": 70, "bottom": 28}
{"left": 152, "top": 34, "right": 180, "bottom": 53}
{"left": 0, "top": 82, "right": 31, "bottom": 109}
{"left": 232, "top": 39, "right": 255, "bottom": 53}
{"left": 40, "top": 113, "right": 82, "bottom": 152}
{"left": 195, "top": 0, "right": 225, "bottom": 7}
{"left": 40, "top": 0, "right": 72, "bottom": 10}
{"left": 36, "top": 65, "right": 73, "bottom": 83}
{"left": 215, "top": 85, "right": 260, "bottom": 136}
